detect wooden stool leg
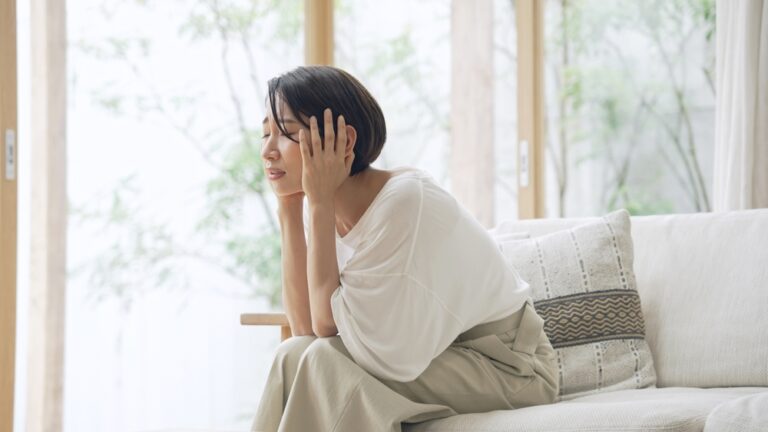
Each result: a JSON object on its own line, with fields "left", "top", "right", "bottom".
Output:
{"left": 280, "top": 325, "right": 292, "bottom": 341}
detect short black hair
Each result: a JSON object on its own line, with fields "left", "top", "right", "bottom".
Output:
{"left": 267, "top": 66, "right": 387, "bottom": 176}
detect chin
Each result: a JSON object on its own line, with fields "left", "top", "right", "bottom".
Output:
{"left": 274, "top": 183, "right": 303, "bottom": 197}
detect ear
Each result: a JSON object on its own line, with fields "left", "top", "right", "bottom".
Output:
{"left": 344, "top": 124, "right": 357, "bottom": 156}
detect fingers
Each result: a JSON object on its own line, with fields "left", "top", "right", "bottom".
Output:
{"left": 337, "top": 115, "right": 347, "bottom": 157}
{"left": 299, "top": 129, "right": 311, "bottom": 159}
{"left": 324, "top": 108, "right": 335, "bottom": 153}
{"left": 310, "top": 108, "right": 344, "bottom": 155}
{"left": 310, "top": 115, "right": 322, "bottom": 154}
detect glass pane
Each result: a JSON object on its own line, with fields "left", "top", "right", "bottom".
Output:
{"left": 336, "top": 0, "right": 518, "bottom": 227}
{"left": 17, "top": 1, "right": 520, "bottom": 430}
{"left": 65, "top": 0, "right": 303, "bottom": 430}
{"left": 543, "top": 0, "right": 716, "bottom": 217}
{"left": 494, "top": 0, "right": 519, "bottom": 223}
{"left": 335, "top": 0, "right": 452, "bottom": 182}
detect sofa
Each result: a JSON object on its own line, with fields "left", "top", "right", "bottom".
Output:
{"left": 243, "top": 209, "right": 768, "bottom": 432}
{"left": 404, "top": 209, "right": 768, "bottom": 432}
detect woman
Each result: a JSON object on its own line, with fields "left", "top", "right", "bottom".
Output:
{"left": 252, "top": 65, "right": 558, "bottom": 432}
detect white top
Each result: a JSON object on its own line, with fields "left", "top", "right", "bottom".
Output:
{"left": 307, "top": 167, "right": 531, "bottom": 382}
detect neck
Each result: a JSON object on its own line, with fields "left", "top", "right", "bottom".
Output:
{"left": 333, "top": 167, "right": 386, "bottom": 235}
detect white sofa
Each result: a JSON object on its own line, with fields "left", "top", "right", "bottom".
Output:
{"left": 405, "top": 209, "right": 768, "bottom": 432}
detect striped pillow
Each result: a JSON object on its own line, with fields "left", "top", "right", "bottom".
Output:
{"left": 498, "top": 209, "right": 657, "bottom": 401}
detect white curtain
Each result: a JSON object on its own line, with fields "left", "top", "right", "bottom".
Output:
{"left": 714, "top": 0, "right": 768, "bottom": 211}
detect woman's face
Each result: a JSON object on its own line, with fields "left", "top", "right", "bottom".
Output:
{"left": 261, "top": 101, "right": 307, "bottom": 197}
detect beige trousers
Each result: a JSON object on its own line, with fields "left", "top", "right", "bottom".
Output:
{"left": 251, "top": 299, "right": 559, "bottom": 432}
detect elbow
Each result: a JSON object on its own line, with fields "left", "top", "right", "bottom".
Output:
{"left": 291, "top": 327, "right": 315, "bottom": 337}
{"left": 312, "top": 320, "right": 337, "bottom": 338}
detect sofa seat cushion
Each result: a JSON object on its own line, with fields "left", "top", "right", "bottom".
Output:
{"left": 704, "top": 391, "right": 768, "bottom": 432}
{"left": 406, "top": 387, "right": 768, "bottom": 432}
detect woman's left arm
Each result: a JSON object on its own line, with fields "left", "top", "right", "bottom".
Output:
{"left": 300, "top": 108, "right": 355, "bottom": 337}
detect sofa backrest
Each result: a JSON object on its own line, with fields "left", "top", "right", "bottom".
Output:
{"left": 491, "top": 209, "right": 768, "bottom": 388}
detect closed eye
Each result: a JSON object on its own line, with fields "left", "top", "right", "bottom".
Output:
{"left": 263, "top": 131, "right": 297, "bottom": 138}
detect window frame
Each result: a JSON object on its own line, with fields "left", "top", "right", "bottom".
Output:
{"left": 306, "top": 0, "right": 547, "bottom": 219}
{"left": 1, "top": 1, "right": 18, "bottom": 431}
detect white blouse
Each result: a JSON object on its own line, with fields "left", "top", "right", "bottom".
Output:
{"left": 308, "top": 167, "right": 531, "bottom": 382}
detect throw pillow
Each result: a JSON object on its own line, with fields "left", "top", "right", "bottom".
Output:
{"left": 498, "top": 209, "right": 657, "bottom": 401}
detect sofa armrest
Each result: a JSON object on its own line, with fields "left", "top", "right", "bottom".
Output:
{"left": 240, "top": 312, "right": 292, "bottom": 341}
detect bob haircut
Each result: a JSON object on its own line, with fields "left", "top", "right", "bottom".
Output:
{"left": 267, "top": 66, "right": 387, "bottom": 176}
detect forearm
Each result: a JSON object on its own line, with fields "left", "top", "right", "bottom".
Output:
{"left": 278, "top": 207, "right": 314, "bottom": 336}
{"left": 307, "top": 202, "right": 340, "bottom": 337}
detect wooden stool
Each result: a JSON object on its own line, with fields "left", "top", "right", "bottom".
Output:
{"left": 240, "top": 312, "right": 292, "bottom": 341}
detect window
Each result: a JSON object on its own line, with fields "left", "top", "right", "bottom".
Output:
{"left": 16, "top": 1, "right": 717, "bottom": 431}
{"left": 44, "top": 1, "right": 301, "bottom": 430}
{"left": 335, "top": 0, "right": 519, "bottom": 225}
{"left": 543, "top": 0, "right": 716, "bottom": 216}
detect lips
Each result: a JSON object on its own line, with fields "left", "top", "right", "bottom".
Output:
{"left": 267, "top": 169, "right": 286, "bottom": 180}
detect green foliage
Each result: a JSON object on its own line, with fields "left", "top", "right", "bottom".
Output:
{"left": 70, "top": 176, "right": 188, "bottom": 311}
{"left": 75, "top": 0, "right": 714, "bottom": 311}
{"left": 197, "top": 129, "right": 265, "bottom": 232}
{"left": 223, "top": 230, "right": 283, "bottom": 306}
{"left": 562, "top": 67, "right": 584, "bottom": 110}
{"left": 178, "top": 0, "right": 301, "bottom": 45}
{"left": 73, "top": 0, "right": 304, "bottom": 310}
{"left": 547, "top": 0, "right": 715, "bottom": 216}
{"left": 695, "top": 0, "right": 717, "bottom": 42}
{"left": 607, "top": 184, "right": 675, "bottom": 216}
{"left": 94, "top": 92, "right": 126, "bottom": 115}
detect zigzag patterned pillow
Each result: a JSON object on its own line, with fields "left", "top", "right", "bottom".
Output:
{"left": 498, "top": 209, "right": 657, "bottom": 401}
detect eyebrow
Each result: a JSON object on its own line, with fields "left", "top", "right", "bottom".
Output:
{"left": 261, "top": 117, "right": 300, "bottom": 125}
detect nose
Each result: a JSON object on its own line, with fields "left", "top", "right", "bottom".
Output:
{"left": 261, "top": 136, "right": 279, "bottom": 162}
